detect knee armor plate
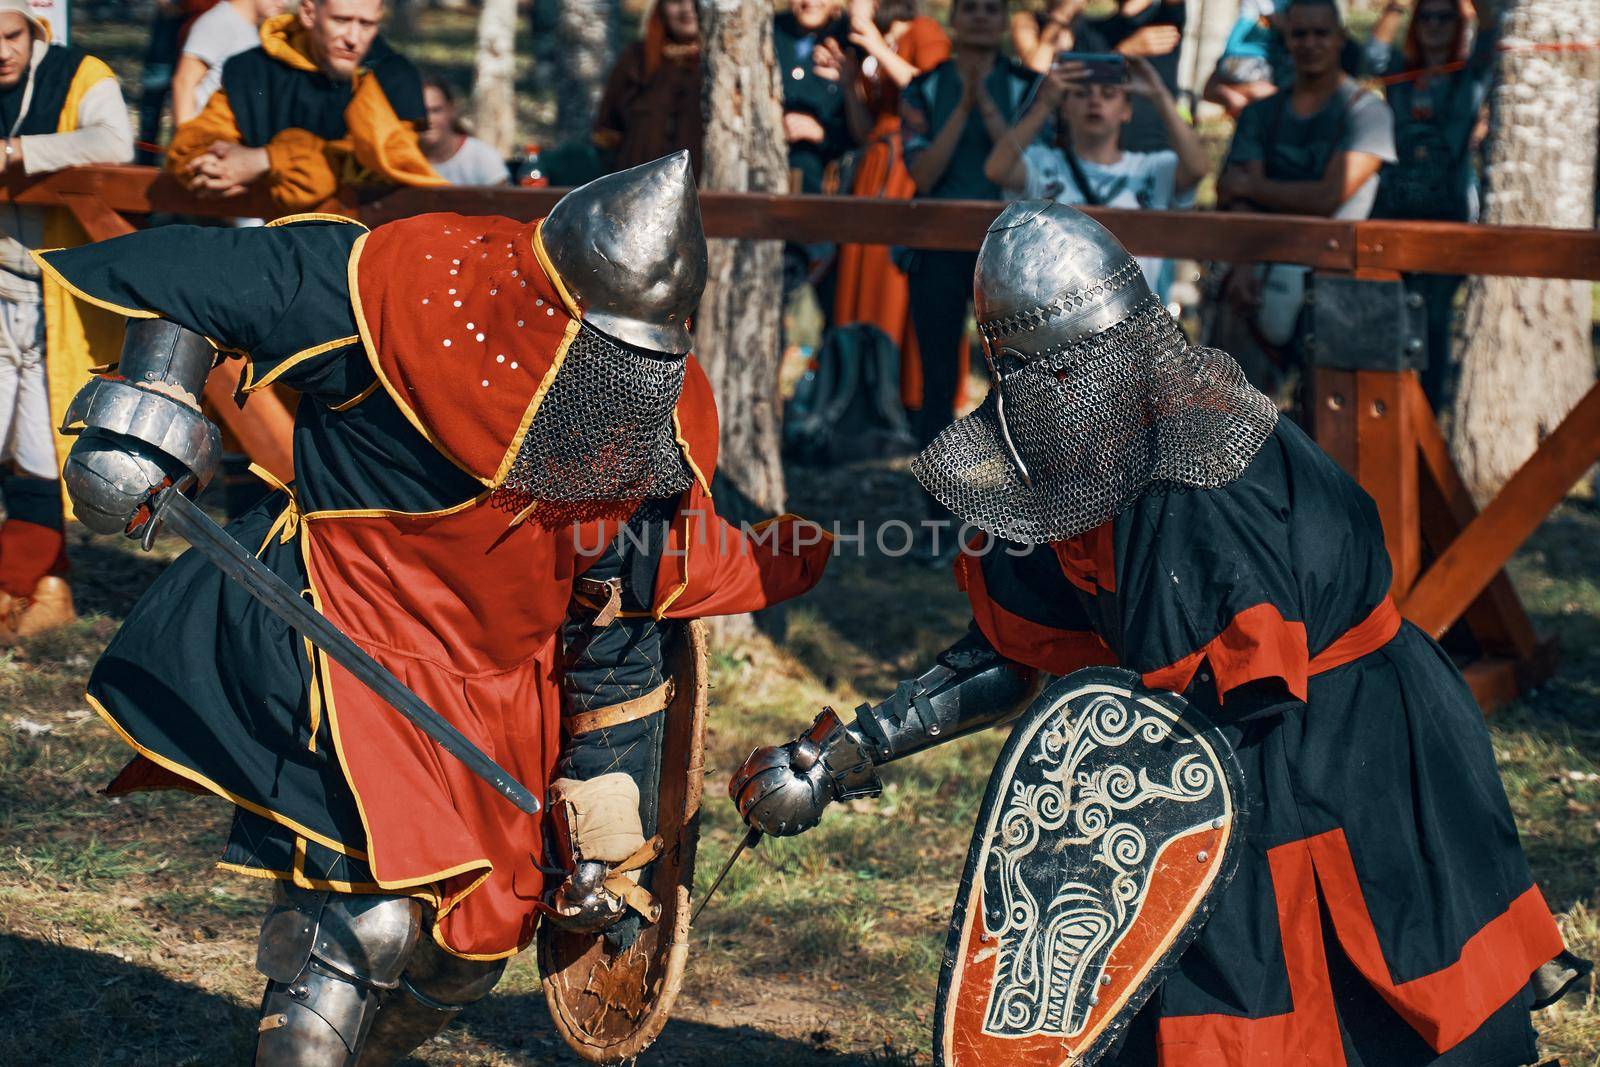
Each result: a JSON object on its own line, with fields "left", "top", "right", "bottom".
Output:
{"left": 254, "top": 885, "right": 423, "bottom": 1067}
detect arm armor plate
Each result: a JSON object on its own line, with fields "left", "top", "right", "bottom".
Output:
{"left": 730, "top": 628, "right": 1041, "bottom": 836}
{"left": 60, "top": 320, "right": 221, "bottom": 534}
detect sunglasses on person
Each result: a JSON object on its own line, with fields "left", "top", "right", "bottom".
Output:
{"left": 1288, "top": 26, "right": 1337, "bottom": 40}
{"left": 1414, "top": 10, "right": 1460, "bottom": 24}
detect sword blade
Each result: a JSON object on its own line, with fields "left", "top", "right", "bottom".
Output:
{"left": 691, "top": 826, "right": 761, "bottom": 925}
{"left": 153, "top": 488, "right": 540, "bottom": 816}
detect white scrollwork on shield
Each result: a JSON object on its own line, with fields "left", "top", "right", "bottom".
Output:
{"left": 979, "top": 690, "right": 1229, "bottom": 1039}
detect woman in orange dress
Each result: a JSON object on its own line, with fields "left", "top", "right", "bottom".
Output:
{"left": 824, "top": 0, "right": 949, "bottom": 410}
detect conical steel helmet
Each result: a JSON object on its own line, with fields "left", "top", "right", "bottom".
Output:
{"left": 540, "top": 150, "right": 707, "bottom": 355}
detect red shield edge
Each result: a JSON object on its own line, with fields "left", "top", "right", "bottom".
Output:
{"left": 538, "top": 620, "right": 709, "bottom": 1064}
{"left": 934, "top": 668, "right": 1246, "bottom": 1067}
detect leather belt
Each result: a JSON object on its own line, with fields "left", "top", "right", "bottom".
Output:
{"left": 563, "top": 679, "right": 674, "bottom": 736}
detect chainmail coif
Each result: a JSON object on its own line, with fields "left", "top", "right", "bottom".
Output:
{"left": 492, "top": 326, "right": 693, "bottom": 522}
{"left": 912, "top": 297, "right": 1278, "bottom": 545}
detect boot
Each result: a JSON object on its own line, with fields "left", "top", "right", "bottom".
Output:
{"left": 0, "top": 576, "right": 76, "bottom": 643}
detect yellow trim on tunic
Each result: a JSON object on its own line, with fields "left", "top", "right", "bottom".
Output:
{"left": 329, "top": 378, "right": 380, "bottom": 412}
{"left": 531, "top": 222, "right": 582, "bottom": 320}
{"left": 297, "top": 487, "right": 487, "bottom": 524}
{"left": 492, "top": 315, "right": 578, "bottom": 496}
{"left": 672, "top": 408, "right": 713, "bottom": 497}
{"left": 240, "top": 333, "right": 359, "bottom": 393}
{"left": 266, "top": 212, "right": 368, "bottom": 230}
{"left": 84, "top": 691, "right": 369, "bottom": 860}
{"left": 215, "top": 861, "right": 292, "bottom": 882}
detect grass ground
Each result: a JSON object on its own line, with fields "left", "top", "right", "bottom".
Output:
{"left": 3, "top": 5, "right": 1596, "bottom": 1065}
{"left": 3, "top": 463, "right": 1600, "bottom": 1066}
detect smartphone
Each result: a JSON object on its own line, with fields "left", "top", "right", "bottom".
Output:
{"left": 1054, "top": 51, "right": 1127, "bottom": 85}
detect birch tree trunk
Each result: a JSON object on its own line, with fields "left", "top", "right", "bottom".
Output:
{"left": 696, "top": 0, "right": 789, "bottom": 637}
{"left": 695, "top": 0, "right": 788, "bottom": 516}
{"left": 1178, "top": 0, "right": 1239, "bottom": 113}
{"left": 472, "top": 0, "right": 520, "bottom": 156}
{"left": 1449, "top": 0, "right": 1600, "bottom": 503}
{"left": 553, "top": 0, "right": 617, "bottom": 147}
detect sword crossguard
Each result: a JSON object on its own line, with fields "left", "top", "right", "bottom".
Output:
{"left": 137, "top": 476, "right": 196, "bottom": 552}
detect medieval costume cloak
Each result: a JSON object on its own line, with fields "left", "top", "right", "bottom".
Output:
{"left": 593, "top": 3, "right": 704, "bottom": 177}
{"left": 957, "top": 418, "right": 1563, "bottom": 1065}
{"left": 36, "top": 212, "right": 831, "bottom": 960}
{"left": 830, "top": 15, "right": 948, "bottom": 410}
{"left": 166, "top": 13, "right": 443, "bottom": 211}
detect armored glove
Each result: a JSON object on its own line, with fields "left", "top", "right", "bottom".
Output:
{"left": 730, "top": 627, "right": 1042, "bottom": 837}
{"left": 729, "top": 707, "right": 881, "bottom": 837}
{"left": 59, "top": 319, "right": 221, "bottom": 536}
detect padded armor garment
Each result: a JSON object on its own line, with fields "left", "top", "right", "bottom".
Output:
{"left": 953, "top": 418, "right": 1563, "bottom": 1065}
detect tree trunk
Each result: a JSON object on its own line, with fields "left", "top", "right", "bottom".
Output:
{"left": 388, "top": 0, "right": 417, "bottom": 39}
{"left": 472, "top": 0, "right": 520, "bottom": 156}
{"left": 695, "top": 0, "right": 789, "bottom": 639}
{"left": 1177, "top": 0, "right": 1239, "bottom": 113}
{"left": 553, "top": 0, "right": 617, "bottom": 147}
{"left": 1449, "top": 0, "right": 1600, "bottom": 504}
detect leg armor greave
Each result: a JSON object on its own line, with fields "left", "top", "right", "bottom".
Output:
{"left": 357, "top": 937, "right": 508, "bottom": 1067}
{"left": 253, "top": 883, "right": 423, "bottom": 1067}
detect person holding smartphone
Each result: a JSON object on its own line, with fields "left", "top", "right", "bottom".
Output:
{"left": 984, "top": 54, "right": 1207, "bottom": 301}
{"left": 1011, "top": 0, "right": 1186, "bottom": 152}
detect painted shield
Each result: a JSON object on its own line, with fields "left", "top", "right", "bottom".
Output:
{"left": 934, "top": 667, "right": 1246, "bottom": 1067}
{"left": 539, "top": 620, "right": 709, "bottom": 1064}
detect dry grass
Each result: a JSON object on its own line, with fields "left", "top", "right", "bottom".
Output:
{"left": 8, "top": 8, "right": 1595, "bottom": 1064}
{"left": 3, "top": 471, "right": 1599, "bottom": 1065}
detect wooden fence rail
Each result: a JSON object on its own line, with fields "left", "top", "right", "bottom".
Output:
{"left": 8, "top": 165, "right": 1600, "bottom": 711}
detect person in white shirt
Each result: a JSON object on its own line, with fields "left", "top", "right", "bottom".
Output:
{"left": 419, "top": 76, "right": 508, "bottom": 186}
{"left": 984, "top": 55, "right": 1206, "bottom": 299}
{"left": 170, "top": 0, "right": 285, "bottom": 126}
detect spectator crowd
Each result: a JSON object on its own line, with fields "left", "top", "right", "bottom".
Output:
{"left": 0, "top": 0, "right": 1510, "bottom": 635}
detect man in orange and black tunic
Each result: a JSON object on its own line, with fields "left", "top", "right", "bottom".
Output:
{"left": 167, "top": 0, "right": 442, "bottom": 211}
{"left": 731, "top": 201, "right": 1584, "bottom": 1065}
{"left": 42, "top": 152, "right": 830, "bottom": 1065}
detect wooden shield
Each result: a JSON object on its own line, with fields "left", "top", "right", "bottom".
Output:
{"left": 539, "top": 620, "right": 709, "bottom": 1064}
{"left": 934, "top": 668, "right": 1246, "bottom": 1067}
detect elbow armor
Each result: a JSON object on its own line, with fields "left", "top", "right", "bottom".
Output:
{"left": 731, "top": 629, "right": 1041, "bottom": 836}
{"left": 59, "top": 319, "right": 221, "bottom": 534}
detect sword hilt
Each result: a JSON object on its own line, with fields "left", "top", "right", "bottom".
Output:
{"left": 140, "top": 478, "right": 193, "bottom": 552}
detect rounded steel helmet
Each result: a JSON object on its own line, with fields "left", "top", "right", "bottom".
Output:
{"left": 540, "top": 150, "right": 707, "bottom": 355}
{"left": 912, "top": 200, "right": 1278, "bottom": 545}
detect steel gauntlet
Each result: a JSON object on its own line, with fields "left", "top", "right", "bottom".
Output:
{"left": 730, "top": 628, "right": 1041, "bottom": 836}
{"left": 60, "top": 320, "right": 221, "bottom": 535}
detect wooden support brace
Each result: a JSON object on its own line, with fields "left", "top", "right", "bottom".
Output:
{"left": 1403, "top": 378, "right": 1600, "bottom": 640}
{"left": 1406, "top": 377, "right": 1541, "bottom": 660}
{"left": 1352, "top": 369, "right": 1421, "bottom": 596}
{"left": 58, "top": 190, "right": 135, "bottom": 242}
